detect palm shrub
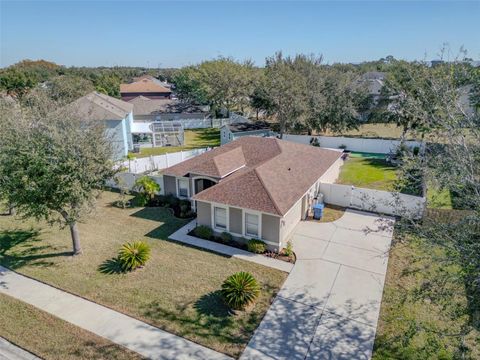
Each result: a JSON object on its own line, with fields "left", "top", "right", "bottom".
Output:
{"left": 247, "top": 239, "right": 267, "bottom": 253}
{"left": 221, "top": 272, "right": 260, "bottom": 310}
{"left": 194, "top": 225, "right": 213, "bottom": 239}
{"left": 118, "top": 241, "right": 151, "bottom": 272}
{"left": 134, "top": 176, "right": 160, "bottom": 206}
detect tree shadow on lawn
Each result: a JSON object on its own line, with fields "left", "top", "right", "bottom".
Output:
{"left": 0, "top": 229, "right": 71, "bottom": 270}
{"left": 142, "top": 296, "right": 250, "bottom": 354}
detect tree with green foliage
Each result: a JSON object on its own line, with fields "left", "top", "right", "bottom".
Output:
{"left": 0, "top": 93, "right": 116, "bottom": 255}
{"left": 45, "top": 75, "right": 95, "bottom": 103}
{"left": 134, "top": 176, "right": 160, "bottom": 206}
{"left": 264, "top": 52, "right": 307, "bottom": 138}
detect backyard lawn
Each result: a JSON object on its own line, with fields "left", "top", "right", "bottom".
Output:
{"left": 132, "top": 128, "right": 220, "bottom": 158}
{"left": 336, "top": 153, "right": 398, "bottom": 191}
{"left": 0, "top": 191, "right": 286, "bottom": 358}
{"left": 0, "top": 293, "right": 142, "bottom": 360}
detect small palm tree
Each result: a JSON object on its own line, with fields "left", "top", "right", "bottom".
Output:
{"left": 134, "top": 176, "right": 160, "bottom": 206}
{"left": 221, "top": 272, "right": 260, "bottom": 310}
{"left": 118, "top": 241, "right": 151, "bottom": 272}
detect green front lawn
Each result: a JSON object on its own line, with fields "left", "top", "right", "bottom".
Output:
{"left": 337, "top": 156, "right": 398, "bottom": 191}
{"left": 0, "top": 293, "right": 142, "bottom": 360}
{"left": 132, "top": 128, "right": 220, "bottom": 158}
{"left": 0, "top": 191, "right": 286, "bottom": 358}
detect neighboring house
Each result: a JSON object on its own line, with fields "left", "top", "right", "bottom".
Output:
{"left": 69, "top": 92, "right": 134, "bottom": 160}
{"left": 128, "top": 96, "right": 209, "bottom": 147}
{"left": 132, "top": 75, "right": 172, "bottom": 89}
{"left": 162, "top": 137, "right": 343, "bottom": 251}
{"left": 220, "top": 121, "right": 275, "bottom": 145}
{"left": 128, "top": 96, "right": 209, "bottom": 122}
{"left": 120, "top": 77, "right": 172, "bottom": 101}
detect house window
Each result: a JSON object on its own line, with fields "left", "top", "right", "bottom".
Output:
{"left": 245, "top": 213, "right": 259, "bottom": 237}
{"left": 214, "top": 207, "right": 227, "bottom": 230}
{"left": 177, "top": 178, "right": 189, "bottom": 197}
{"left": 228, "top": 133, "right": 231, "bottom": 140}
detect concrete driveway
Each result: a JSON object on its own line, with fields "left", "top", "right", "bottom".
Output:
{"left": 242, "top": 209, "right": 394, "bottom": 360}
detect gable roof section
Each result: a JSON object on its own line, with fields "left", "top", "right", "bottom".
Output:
{"left": 69, "top": 92, "right": 133, "bottom": 121}
{"left": 164, "top": 137, "right": 342, "bottom": 216}
{"left": 120, "top": 78, "right": 171, "bottom": 94}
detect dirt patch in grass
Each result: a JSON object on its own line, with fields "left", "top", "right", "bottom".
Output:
{"left": 0, "top": 191, "right": 286, "bottom": 358}
{"left": 305, "top": 204, "right": 346, "bottom": 223}
{"left": 0, "top": 292, "right": 142, "bottom": 360}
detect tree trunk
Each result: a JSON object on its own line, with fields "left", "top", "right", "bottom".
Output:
{"left": 256, "top": 109, "right": 259, "bottom": 121}
{"left": 69, "top": 222, "right": 82, "bottom": 255}
{"left": 8, "top": 203, "right": 16, "bottom": 215}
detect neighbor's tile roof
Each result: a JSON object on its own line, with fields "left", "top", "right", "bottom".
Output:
{"left": 120, "top": 78, "right": 171, "bottom": 94}
{"left": 69, "top": 92, "right": 133, "bottom": 121}
{"left": 164, "top": 137, "right": 342, "bottom": 216}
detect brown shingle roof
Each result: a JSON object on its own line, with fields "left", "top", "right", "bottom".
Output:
{"left": 164, "top": 137, "right": 342, "bottom": 216}
{"left": 120, "top": 78, "right": 171, "bottom": 94}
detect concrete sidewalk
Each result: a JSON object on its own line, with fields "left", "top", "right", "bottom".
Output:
{"left": 0, "top": 337, "right": 40, "bottom": 360}
{"left": 0, "top": 266, "right": 231, "bottom": 360}
{"left": 242, "top": 209, "right": 394, "bottom": 360}
{"left": 169, "top": 220, "right": 293, "bottom": 273}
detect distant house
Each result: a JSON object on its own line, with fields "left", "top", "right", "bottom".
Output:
{"left": 162, "top": 137, "right": 343, "bottom": 251}
{"left": 69, "top": 92, "right": 134, "bottom": 160}
{"left": 220, "top": 121, "right": 274, "bottom": 145}
{"left": 120, "top": 77, "right": 172, "bottom": 101}
{"left": 361, "top": 71, "right": 386, "bottom": 103}
{"left": 128, "top": 96, "right": 209, "bottom": 122}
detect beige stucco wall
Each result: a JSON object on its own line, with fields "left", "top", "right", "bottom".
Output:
{"left": 163, "top": 175, "right": 177, "bottom": 195}
{"left": 262, "top": 214, "right": 280, "bottom": 246}
{"left": 229, "top": 207, "right": 242, "bottom": 234}
{"left": 319, "top": 157, "right": 344, "bottom": 184}
{"left": 279, "top": 197, "right": 303, "bottom": 247}
{"left": 196, "top": 201, "right": 211, "bottom": 227}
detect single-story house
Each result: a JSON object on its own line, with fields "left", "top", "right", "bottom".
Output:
{"left": 220, "top": 121, "right": 275, "bottom": 145}
{"left": 162, "top": 137, "right": 343, "bottom": 251}
{"left": 69, "top": 92, "right": 134, "bottom": 160}
{"left": 120, "top": 77, "right": 172, "bottom": 101}
{"left": 128, "top": 96, "right": 209, "bottom": 122}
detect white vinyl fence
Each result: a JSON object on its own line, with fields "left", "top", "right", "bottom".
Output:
{"left": 122, "top": 147, "right": 211, "bottom": 174}
{"left": 106, "top": 173, "right": 165, "bottom": 195}
{"left": 283, "top": 134, "right": 424, "bottom": 154}
{"left": 320, "top": 183, "right": 426, "bottom": 219}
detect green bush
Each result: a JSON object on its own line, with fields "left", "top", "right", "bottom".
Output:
{"left": 247, "top": 239, "right": 267, "bottom": 254}
{"left": 118, "top": 241, "right": 151, "bottom": 272}
{"left": 194, "top": 225, "right": 213, "bottom": 239}
{"left": 220, "top": 232, "right": 233, "bottom": 243}
{"left": 134, "top": 176, "right": 160, "bottom": 205}
{"left": 283, "top": 240, "right": 293, "bottom": 257}
{"left": 221, "top": 272, "right": 260, "bottom": 310}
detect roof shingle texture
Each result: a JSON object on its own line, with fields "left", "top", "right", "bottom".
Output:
{"left": 120, "top": 79, "right": 171, "bottom": 94}
{"left": 68, "top": 92, "right": 133, "bottom": 121}
{"left": 164, "top": 137, "right": 342, "bottom": 216}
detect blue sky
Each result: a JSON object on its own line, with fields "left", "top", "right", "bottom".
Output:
{"left": 1, "top": 1, "right": 479, "bottom": 68}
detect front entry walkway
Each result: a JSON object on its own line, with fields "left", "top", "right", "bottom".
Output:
{"left": 242, "top": 209, "right": 394, "bottom": 360}
{"left": 0, "top": 266, "right": 230, "bottom": 360}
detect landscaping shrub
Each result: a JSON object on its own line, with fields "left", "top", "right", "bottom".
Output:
{"left": 247, "top": 239, "right": 267, "bottom": 254}
{"left": 118, "top": 241, "right": 151, "bottom": 272}
{"left": 283, "top": 240, "right": 294, "bottom": 257}
{"left": 220, "top": 232, "right": 233, "bottom": 244}
{"left": 134, "top": 176, "right": 160, "bottom": 206}
{"left": 194, "top": 225, "right": 213, "bottom": 240}
{"left": 221, "top": 272, "right": 260, "bottom": 310}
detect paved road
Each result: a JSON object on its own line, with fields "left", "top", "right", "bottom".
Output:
{"left": 242, "top": 209, "right": 394, "bottom": 360}
{"left": 0, "top": 267, "right": 231, "bottom": 360}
